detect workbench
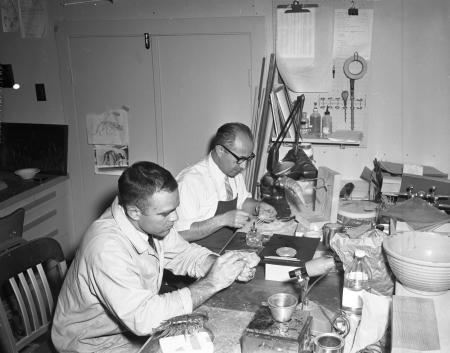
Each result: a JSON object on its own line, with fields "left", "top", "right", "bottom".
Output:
{"left": 140, "top": 259, "right": 342, "bottom": 353}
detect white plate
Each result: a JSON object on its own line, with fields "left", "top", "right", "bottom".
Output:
{"left": 276, "top": 247, "right": 297, "bottom": 257}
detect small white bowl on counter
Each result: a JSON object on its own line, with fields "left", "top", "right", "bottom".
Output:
{"left": 14, "top": 168, "right": 40, "bottom": 180}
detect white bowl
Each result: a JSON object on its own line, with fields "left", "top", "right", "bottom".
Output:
{"left": 383, "top": 232, "right": 450, "bottom": 295}
{"left": 14, "top": 168, "right": 40, "bottom": 180}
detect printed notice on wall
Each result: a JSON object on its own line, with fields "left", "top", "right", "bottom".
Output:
{"left": 18, "top": 0, "right": 47, "bottom": 38}
{"left": 276, "top": 6, "right": 334, "bottom": 93}
{"left": 86, "top": 107, "right": 130, "bottom": 175}
{"left": 332, "top": 9, "right": 374, "bottom": 60}
{"left": 1, "top": 0, "right": 20, "bottom": 32}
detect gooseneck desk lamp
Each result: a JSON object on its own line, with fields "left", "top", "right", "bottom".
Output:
{"left": 260, "top": 94, "right": 318, "bottom": 218}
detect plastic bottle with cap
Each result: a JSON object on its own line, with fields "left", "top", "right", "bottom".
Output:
{"left": 309, "top": 102, "right": 322, "bottom": 137}
{"left": 341, "top": 249, "right": 372, "bottom": 316}
{"left": 322, "top": 106, "right": 332, "bottom": 137}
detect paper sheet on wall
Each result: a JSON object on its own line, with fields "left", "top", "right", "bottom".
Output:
{"left": 1, "top": 0, "right": 20, "bottom": 32}
{"left": 86, "top": 107, "right": 130, "bottom": 145}
{"left": 18, "top": 0, "right": 47, "bottom": 38}
{"left": 86, "top": 107, "right": 130, "bottom": 175}
{"left": 332, "top": 9, "right": 374, "bottom": 59}
{"left": 276, "top": 6, "right": 334, "bottom": 93}
{"left": 94, "top": 145, "right": 129, "bottom": 175}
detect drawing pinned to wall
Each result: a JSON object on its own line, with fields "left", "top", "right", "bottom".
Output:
{"left": 86, "top": 106, "right": 129, "bottom": 145}
{"left": 86, "top": 106, "right": 130, "bottom": 175}
{"left": 94, "top": 145, "right": 129, "bottom": 175}
{"left": 1, "top": 0, "right": 20, "bottom": 32}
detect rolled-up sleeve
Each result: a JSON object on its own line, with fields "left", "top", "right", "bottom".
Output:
{"left": 236, "top": 174, "right": 251, "bottom": 209}
{"left": 162, "top": 229, "right": 214, "bottom": 278}
{"left": 175, "top": 175, "right": 202, "bottom": 231}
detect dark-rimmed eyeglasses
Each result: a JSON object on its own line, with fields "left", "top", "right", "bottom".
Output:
{"left": 219, "top": 144, "right": 255, "bottom": 165}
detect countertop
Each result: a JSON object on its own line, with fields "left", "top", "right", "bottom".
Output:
{"left": 0, "top": 171, "right": 69, "bottom": 210}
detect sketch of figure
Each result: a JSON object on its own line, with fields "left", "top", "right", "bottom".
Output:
{"left": 86, "top": 108, "right": 129, "bottom": 145}
{"left": 94, "top": 145, "right": 129, "bottom": 169}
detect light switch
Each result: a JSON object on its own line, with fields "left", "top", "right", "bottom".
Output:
{"left": 35, "top": 83, "right": 46, "bottom": 101}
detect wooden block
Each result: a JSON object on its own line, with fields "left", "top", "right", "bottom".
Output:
{"left": 392, "top": 296, "right": 440, "bottom": 352}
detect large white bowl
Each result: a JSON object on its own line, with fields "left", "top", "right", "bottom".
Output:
{"left": 14, "top": 168, "right": 40, "bottom": 180}
{"left": 383, "top": 232, "right": 450, "bottom": 295}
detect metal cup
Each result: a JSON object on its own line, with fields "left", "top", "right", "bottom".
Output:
{"left": 267, "top": 293, "right": 298, "bottom": 322}
{"left": 322, "top": 223, "right": 344, "bottom": 249}
{"left": 313, "top": 333, "right": 345, "bottom": 353}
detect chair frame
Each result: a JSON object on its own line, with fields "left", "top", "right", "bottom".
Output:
{"left": 0, "top": 237, "right": 67, "bottom": 353}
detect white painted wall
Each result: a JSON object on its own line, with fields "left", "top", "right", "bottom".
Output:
{"left": 1, "top": 0, "right": 449, "bottom": 248}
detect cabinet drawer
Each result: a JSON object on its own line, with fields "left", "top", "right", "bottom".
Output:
{"left": 0, "top": 179, "right": 71, "bottom": 256}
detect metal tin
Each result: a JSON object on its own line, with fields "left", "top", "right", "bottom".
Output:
{"left": 322, "top": 223, "right": 344, "bottom": 249}
{"left": 313, "top": 333, "right": 345, "bottom": 353}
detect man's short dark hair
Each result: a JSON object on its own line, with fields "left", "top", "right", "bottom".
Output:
{"left": 118, "top": 161, "right": 177, "bottom": 212}
{"left": 212, "top": 122, "right": 253, "bottom": 149}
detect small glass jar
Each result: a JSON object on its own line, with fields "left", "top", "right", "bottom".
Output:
{"left": 246, "top": 228, "right": 262, "bottom": 248}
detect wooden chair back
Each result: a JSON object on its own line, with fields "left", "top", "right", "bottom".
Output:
{"left": 0, "top": 208, "right": 26, "bottom": 254}
{"left": 0, "top": 237, "right": 67, "bottom": 353}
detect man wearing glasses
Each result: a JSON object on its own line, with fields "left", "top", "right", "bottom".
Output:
{"left": 175, "top": 122, "right": 276, "bottom": 252}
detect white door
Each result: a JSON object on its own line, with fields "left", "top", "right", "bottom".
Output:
{"left": 152, "top": 34, "right": 253, "bottom": 175}
{"left": 64, "top": 34, "right": 157, "bottom": 236}
{"left": 56, "top": 17, "right": 265, "bottom": 243}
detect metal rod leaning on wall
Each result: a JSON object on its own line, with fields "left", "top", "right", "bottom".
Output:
{"left": 251, "top": 53, "right": 277, "bottom": 197}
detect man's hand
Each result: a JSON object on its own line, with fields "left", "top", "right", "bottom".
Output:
{"left": 233, "top": 251, "right": 260, "bottom": 282}
{"left": 220, "top": 210, "right": 251, "bottom": 228}
{"left": 205, "top": 251, "right": 246, "bottom": 290}
{"left": 257, "top": 202, "right": 277, "bottom": 222}
{"left": 189, "top": 251, "right": 258, "bottom": 308}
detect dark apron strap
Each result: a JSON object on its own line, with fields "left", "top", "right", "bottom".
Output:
{"left": 195, "top": 198, "right": 237, "bottom": 253}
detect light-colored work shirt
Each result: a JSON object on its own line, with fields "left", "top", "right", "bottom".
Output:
{"left": 51, "top": 197, "right": 213, "bottom": 353}
{"left": 175, "top": 153, "right": 251, "bottom": 232}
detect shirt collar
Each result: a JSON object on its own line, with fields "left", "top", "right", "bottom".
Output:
{"left": 207, "top": 152, "right": 227, "bottom": 180}
{"left": 111, "top": 197, "right": 155, "bottom": 255}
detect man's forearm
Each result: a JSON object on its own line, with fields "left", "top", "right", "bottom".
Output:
{"left": 189, "top": 254, "right": 220, "bottom": 308}
{"left": 188, "top": 277, "right": 220, "bottom": 308}
{"left": 241, "top": 197, "right": 259, "bottom": 216}
{"left": 178, "top": 216, "right": 225, "bottom": 241}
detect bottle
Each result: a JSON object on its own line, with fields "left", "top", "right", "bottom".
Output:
{"left": 322, "top": 106, "right": 332, "bottom": 137}
{"left": 309, "top": 102, "right": 322, "bottom": 137}
{"left": 341, "top": 249, "right": 372, "bottom": 316}
{"left": 300, "top": 112, "right": 310, "bottom": 135}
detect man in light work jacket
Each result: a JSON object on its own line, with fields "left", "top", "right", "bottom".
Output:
{"left": 51, "top": 161, "right": 259, "bottom": 352}
{"left": 175, "top": 122, "right": 276, "bottom": 253}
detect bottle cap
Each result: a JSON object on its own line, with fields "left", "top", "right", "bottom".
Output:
{"left": 354, "top": 249, "right": 366, "bottom": 258}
